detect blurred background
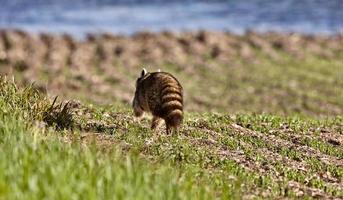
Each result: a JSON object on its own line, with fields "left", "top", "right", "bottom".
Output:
{"left": 1, "top": 0, "right": 343, "bottom": 37}
{"left": 0, "top": 0, "right": 343, "bottom": 116}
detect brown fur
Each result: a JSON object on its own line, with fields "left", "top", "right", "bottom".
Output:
{"left": 132, "top": 69, "right": 183, "bottom": 134}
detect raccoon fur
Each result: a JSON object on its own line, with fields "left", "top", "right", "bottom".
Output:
{"left": 132, "top": 68, "right": 183, "bottom": 134}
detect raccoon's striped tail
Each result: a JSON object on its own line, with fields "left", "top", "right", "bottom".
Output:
{"left": 160, "top": 77, "right": 183, "bottom": 134}
{"left": 165, "top": 110, "right": 183, "bottom": 135}
{"left": 166, "top": 109, "right": 183, "bottom": 128}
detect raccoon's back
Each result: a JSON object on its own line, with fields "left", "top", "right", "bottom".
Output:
{"left": 144, "top": 72, "right": 183, "bottom": 127}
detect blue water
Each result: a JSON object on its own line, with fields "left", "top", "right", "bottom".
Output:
{"left": 0, "top": 0, "right": 342, "bottom": 37}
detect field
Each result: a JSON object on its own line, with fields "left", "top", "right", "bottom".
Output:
{"left": 0, "top": 30, "right": 343, "bottom": 199}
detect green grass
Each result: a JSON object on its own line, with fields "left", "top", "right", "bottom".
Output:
{"left": 1, "top": 77, "right": 343, "bottom": 199}
{"left": 0, "top": 120, "right": 221, "bottom": 200}
{"left": 72, "top": 103, "right": 343, "bottom": 198}
{"left": 0, "top": 78, "right": 236, "bottom": 200}
{"left": 2, "top": 31, "right": 343, "bottom": 199}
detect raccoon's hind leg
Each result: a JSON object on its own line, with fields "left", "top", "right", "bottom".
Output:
{"left": 166, "top": 123, "right": 170, "bottom": 135}
{"left": 151, "top": 116, "right": 162, "bottom": 131}
{"left": 165, "top": 124, "right": 180, "bottom": 135}
{"left": 165, "top": 123, "right": 176, "bottom": 135}
{"left": 133, "top": 106, "right": 144, "bottom": 117}
{"left": 133, "top": 107, "right": 144, "bottom": 124}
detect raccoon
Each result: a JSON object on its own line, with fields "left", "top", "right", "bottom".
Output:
{"left": 132, "top": 68, "right": 183, "bottom": 134}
